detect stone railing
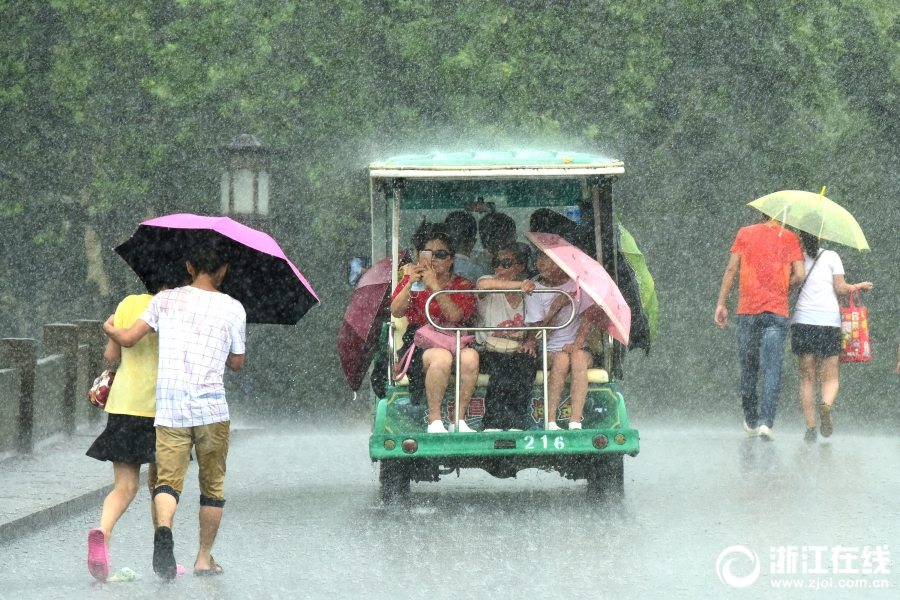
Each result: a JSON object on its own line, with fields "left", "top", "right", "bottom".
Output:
{"left": 0, "top": 320, "right": 106, "bottom": 454}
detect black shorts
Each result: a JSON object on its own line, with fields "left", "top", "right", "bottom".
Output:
{"left": 791, "top": 324, "right": 841, "bottom": 358}
{"left": 86, "top": 413, "right": 156, "bottom": 465}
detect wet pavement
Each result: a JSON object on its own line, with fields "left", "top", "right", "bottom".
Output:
{"left": 0, "top": 429, "right": 112, "bottom": 545}
{"left": 0, "top": 418, "right": 898, "bottom": 599}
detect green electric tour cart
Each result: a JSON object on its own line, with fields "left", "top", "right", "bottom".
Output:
{"left": 364, "top": 151, "right": 645, "bottom": 501}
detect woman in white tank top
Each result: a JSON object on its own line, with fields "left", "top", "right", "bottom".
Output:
{"left": 791, "top": 230, "right": 872, "bottom": 442}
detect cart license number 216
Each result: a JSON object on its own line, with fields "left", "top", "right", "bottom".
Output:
{"left": 523, "top": 435, "right": 565, "bottom": 450}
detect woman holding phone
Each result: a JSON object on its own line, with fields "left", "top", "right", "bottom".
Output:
{"left": 390, "top": 223, "right": 479, "bottom": 433}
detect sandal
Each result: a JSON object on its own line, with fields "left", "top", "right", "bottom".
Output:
{"left": 193, "top": 556, "right": 225, "bottom": 576}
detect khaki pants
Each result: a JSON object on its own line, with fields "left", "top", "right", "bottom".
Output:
{"left": 155, "top": 421, "right": 230, "bottom": 503}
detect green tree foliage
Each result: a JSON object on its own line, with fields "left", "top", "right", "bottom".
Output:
{"left": 2, "top": 0, "right": 899, "bottom": 417}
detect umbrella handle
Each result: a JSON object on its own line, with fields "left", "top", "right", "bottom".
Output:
{"left": 816, "top": 186, "right": 827, "bottom": 240}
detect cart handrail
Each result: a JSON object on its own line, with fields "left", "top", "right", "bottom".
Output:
{"left": 420, "top": 288, "right": 576, "bottom": 433}
{"left": 387, "top": 290, "right": 576, "bottom": 371}
{"left": 423, "top": 288, "right": 576, "bottom": 333}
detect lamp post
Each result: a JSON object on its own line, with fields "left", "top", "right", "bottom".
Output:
{"left": 220, "top": 134, "right": 270, "bottom": 217}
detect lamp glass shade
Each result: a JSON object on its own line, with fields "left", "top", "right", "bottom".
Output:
{"left": 233, "top": 168, "right": 255, "bottom": 213}
{"left": 257, "top": 170, "right": 269, "bottom": 215}
{"left": 220, "top": 172, "right": 230, "bottom": 213}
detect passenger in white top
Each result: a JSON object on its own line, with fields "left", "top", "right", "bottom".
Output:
{"left": 790, "top": 230, "right": 872, "bottom": 442}
{"left": 475, "top": 243, "right": 538, "bottom": 430}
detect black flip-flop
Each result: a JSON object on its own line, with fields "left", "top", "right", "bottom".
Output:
{"left": 193, "top": 556, "right": 225, "bottom": 576}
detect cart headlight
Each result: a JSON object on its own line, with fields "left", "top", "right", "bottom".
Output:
{"left": 614, "top": 434, "right": 626, "bottom": 445}
{"left": 402, "top": 438, "right": 418, "bottom": 454}
{"left": 384, "top": 439, "right": 395, "bottom": 450}
{"left": 592, "top": 435, "right": 608, "bottom": 449}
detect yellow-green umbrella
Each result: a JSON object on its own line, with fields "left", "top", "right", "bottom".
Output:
{"left": 747, "top": 188, "right": 870, "bottom": 251}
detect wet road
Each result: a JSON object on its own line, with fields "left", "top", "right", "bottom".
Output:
{"left": 1, "top": 419, "right": 898, "bottom": 599}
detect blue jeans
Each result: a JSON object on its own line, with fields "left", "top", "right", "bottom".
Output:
{"left": 737, "top": 313, "right": 789, "bottom": 429}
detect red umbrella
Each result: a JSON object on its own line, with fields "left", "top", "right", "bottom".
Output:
{"left": 338, "top": 256, "right": 398, "bottom": 390}
{"left": 525, "top": 232, "right": 631, "bottom": 345}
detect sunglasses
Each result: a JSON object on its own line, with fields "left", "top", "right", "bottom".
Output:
{"left": 492, "top": 258, "right": 520, "bottom": 269}
{"left": 424, "top": 249, "right": 453, "bottom": 260}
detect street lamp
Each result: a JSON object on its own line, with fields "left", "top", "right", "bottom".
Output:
{"left": 220, "top": 134, "right": 270, "bottom": 216}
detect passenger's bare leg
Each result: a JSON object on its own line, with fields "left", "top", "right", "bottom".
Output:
{"left": 568, "top": 350, "right": 593, "bottom": 424}
{"left": 423, "top": 348, "right": 453, "bottom": 423}
{"left": 456, "top": 348, "right": 480, "bottom": 416}
{"left": 819, "top": 355, "right": 840, "bottom": 407}
{"left": 194, "top": 506, "right": 223, "bottom": 571}
{"left": 547, "top": 351, "right": 570, "bottom": 423}
{"left": 798, "top": 354, "right": 817, "bottom": 428}
{"left": 99, "top": 462, "right": 141, "bottom": 543}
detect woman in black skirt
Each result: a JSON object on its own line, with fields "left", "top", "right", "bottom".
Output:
{"left": 86, "top": 275, "right": 186, "bottom": 581}
{"left": 791, "top": 230, "right": 872, "bottom": 442}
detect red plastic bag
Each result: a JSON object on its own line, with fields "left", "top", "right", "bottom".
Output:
{"left": 88, "top": 369, "right": 116, "bottom": 408}
{"left": 840, "top": 292, "right": 870, "bottom": 363}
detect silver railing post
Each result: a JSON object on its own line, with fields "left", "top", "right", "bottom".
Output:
{"left": 387, "top": 321, "right": 395, "bottom": 382}
{"left": 454, "top": 330, "right": 461, "bottom": 431}
{"left": 542, "top": 328, "right": 549, "bottom": 430}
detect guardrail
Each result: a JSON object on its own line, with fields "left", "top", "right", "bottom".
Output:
{"left": 423, "top": 288, "right": 576, "bottom": 431}
{"left": 0, "top": 320, "right": 106, "bottom": 454}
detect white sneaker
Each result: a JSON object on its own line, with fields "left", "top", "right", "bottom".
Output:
{"left": 758, "top": 425, "right": 775, "bottom": 441}
{"left": 427, "top": 420, "right": 448, "bottom": 434}
{"left": 568, "top": 421, "right": 582, "bottom": 430}
{"left": 457, "top": 420, "right": 476, "bottom": 433}
{"left": 743, "top": 420, "right": 759, "bottom": 436}
{"left": 547, "top": 422, "right": 562, "bottom": 431}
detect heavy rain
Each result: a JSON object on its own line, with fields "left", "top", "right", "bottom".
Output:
{"left": 0, "top": 1, "right": 898, "bottom": 598}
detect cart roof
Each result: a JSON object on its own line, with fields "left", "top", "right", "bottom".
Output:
{"left": 369, "top": 151, "right": 624, "bottom": 180}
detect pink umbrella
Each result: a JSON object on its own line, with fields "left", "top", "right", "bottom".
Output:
{"left": 525, "top": 232, "right": 631, "bottom": 345}
{"left": 115, "top": 214, "right": 318, "bottom": 324}
{"left": 338, "top": 257, "right": 393, "bottom": 390}
{"left": 338, "top": 252, "right": 411, "bottom": 390}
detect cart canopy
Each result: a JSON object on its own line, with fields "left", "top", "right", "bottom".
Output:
{"left": 369, "top": 150, "right": 624, "bottom": 181}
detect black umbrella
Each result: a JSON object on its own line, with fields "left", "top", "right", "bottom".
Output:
{"left": 115, "top": 214, "right": 319, "bottom": 324}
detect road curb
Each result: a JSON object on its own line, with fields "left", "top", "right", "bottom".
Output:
{"left": 0, "top": 426, "right": 265, "bottom": 544}
{"left": 0, "top": 483, "right": 115, "bottom": 545}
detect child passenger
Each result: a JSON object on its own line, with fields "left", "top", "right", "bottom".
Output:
{"left": 521, "top": 250, "right": 607, "bottom": 430}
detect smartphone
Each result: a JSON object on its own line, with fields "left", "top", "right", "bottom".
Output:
{"left": 411, "top": 250, "right": 432, "bottom": 291}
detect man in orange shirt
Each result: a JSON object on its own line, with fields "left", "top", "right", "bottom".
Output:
{"left": 716, "top": 213, "right": 804, "bottom": 441}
